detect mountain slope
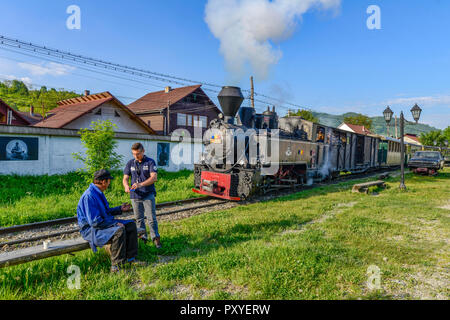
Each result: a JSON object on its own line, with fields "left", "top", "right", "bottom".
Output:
{"left": 311, "top": 111, "right": 438, "bottom": 136}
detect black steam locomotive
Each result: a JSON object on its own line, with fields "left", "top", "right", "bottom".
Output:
{"left": 193, "top": 86, "right": 398, "bottom": 201}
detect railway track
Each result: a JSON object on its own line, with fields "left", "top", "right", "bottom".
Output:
{"left": 0, "top": 167, "right": 399, "bottom": 267}
{"left": 0, "top": 196, "right": 228, "bottom": 250}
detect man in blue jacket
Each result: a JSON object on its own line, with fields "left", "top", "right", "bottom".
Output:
{"left": 77, "top": 169, "right": 140, "bottom": 272}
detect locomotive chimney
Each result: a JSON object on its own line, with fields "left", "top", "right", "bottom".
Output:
{"left": 218, "top": 86, "right": 244, "bottom": 124}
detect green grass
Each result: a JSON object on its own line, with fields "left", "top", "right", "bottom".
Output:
{"left": 0, "top": 169, "right": 200, "bottom": 227}
{"left": 0, "top": 169, "right": 449, "bottom": 300}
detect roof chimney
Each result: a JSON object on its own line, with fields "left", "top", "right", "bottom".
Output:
{"left": 30, "top": 105, "right": 34, "bottom": 116}
{"left": 165, "top": 86, "right": 172, "bottom": 93}
{"left": 84, "top": 90, "right": 90, "bottom": 97}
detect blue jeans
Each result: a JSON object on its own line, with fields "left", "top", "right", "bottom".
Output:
{"left": 131, "top": 193, "right": 160, "bottom": 240}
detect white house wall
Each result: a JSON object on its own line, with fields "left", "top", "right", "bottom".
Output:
{"left": 0, "top": 126, "right": 202, "bottom": 176}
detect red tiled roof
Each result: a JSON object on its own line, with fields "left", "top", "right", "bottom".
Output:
{"left": 404, "top": 134, "right": 421, "bottom": 143}
{"left": 33, "top": 92, "right": 156, "bottom": 134}
{"left": 343, "top": 123, "right": 373, "bottom": 135}
{"left": 128, "top": 85, "right": 204, "bottom": 113}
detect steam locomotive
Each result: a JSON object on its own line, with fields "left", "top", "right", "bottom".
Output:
{"left": 192, "top": 86, "right": 402, "bottom": 201}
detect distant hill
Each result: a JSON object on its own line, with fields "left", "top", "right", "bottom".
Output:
{"left": 311, "top": 111, "right": 438, "bottom": 136}
{"left": 0, "top": 80, "right": 80, "bottom": 115}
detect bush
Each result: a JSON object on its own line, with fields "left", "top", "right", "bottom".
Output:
{"left": 72, "top": 120, "right": 123, "bottom": 182}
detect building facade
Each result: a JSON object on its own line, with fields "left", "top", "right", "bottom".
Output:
{"left": 128, "top": 85, "right": 221, "bottom": 137}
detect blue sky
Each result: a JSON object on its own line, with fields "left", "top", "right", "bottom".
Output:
{"left": 0, "top": 0, "right": 448, "bottom": 129}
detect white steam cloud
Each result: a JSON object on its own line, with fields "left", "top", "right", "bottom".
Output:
{"left": 205, "top": 0, "right": 341, "bottom": 80}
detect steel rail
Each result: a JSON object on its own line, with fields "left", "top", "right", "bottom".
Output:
{"left": 0, "top": 199, "right": 228, "bottom": 248}
{"left": 0, "top": 196, "right": 212, "bottom": 236}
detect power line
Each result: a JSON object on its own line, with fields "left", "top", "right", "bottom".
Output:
{"left": 0, "top": 34, "right": 311, "bottom": 112}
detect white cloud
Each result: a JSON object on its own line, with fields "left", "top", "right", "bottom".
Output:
{"left": 18, "top": 62, "right": 75, "bottom": 77}
{"left": 0, "top": 73, "right": 33, "bottom": 86}
{"left": 385, "top": 95, "right": 450, "bottom": 106}
{"left": 205, "top": 0, "right": 341, "bottom": 81}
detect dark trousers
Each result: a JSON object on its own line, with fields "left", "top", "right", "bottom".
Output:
{"left": 109, "top": 222, "right": 138, "bottom": 266}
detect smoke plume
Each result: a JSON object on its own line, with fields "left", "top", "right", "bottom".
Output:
{"left": 205, "top": 0, "right": 341, "bottom": 80}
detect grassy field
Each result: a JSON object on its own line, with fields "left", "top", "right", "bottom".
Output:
{"left": 0, "top": 168, "right": 449, "bottom": 300}
{"left": 0, "top": 169, "right": 200, "bottom": 227}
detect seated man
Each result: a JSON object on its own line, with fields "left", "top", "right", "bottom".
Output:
{"left": 77, "top": 169, "right": 141, "bottom": 272}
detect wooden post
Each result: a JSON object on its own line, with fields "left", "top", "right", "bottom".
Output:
{"left": 250, "top": 76, "right": 255, "bottom": 108}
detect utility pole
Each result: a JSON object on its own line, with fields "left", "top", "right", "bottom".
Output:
{"left": 395, "top": 115, "right": 398, "bottom": 139}
{"left": 250, "top": 76, "right": 255, "bottom": 108}
{"left": 167, "top": 100, "right": 170, "bottom": 136}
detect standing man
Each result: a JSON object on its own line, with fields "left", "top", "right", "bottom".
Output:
{"left": 77, "top": 169, "right": 140, "bottom": 273}
{"left": 123, "top": 143, "right": 161, "bottom": 248}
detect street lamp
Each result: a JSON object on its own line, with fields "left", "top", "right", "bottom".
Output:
{"left": 382, "top": 104, "right": 422, "bottom": 190}
{"left": 411, "top": 104, "right": 422, "bottom": 123}
{"left": 383, "top": 106, "right": 394, "bottom": 137}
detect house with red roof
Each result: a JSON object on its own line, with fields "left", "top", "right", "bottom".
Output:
{"left": 128, "top": 85, "right": 220, "bottom": 136}
{"left": 33, "top": 91, "right": 156, "bottom": 134}
{"left": 338, "top": 122, "right": 374, "bottom": 135}
{"left": 0, "top": 98, "right": 32, "bottom": 126}
{"left": 404, "top": 133, "right": 422, "bottom": 146}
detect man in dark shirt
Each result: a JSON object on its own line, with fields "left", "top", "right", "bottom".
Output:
{"left": 123, "top": 143, "right": 161, "bottom": 248}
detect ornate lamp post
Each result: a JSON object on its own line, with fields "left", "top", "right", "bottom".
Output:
{"left": 383, "top": 104, "right": 422, "bottom": 190}
{"left": 383, "top": 106, "right": 394, "bottom": 137}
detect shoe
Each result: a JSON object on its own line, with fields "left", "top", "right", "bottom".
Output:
{"left": 110, "top": 265, "right": 121, "bottom": 273}
{"left": 128, "top": 257, "right": 147, "bottom": 267}
{"left": 138, "top": 234, "right": 148, "bottom": 243}
{"left": 153, "top": 237, "right": 162, "bottom": 249}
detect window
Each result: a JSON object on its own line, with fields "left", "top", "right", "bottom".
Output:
{"left": 187, "top": 114, "right": 193, "bottom": 126}
{"left": 0, "top": 114, "right": 5, "bottom": 123}
{"left": 199, "top": 116, "right": 207, "bottom": 128}
{"left": 193, "top": 115, "right": 200, "bottom": 127}
{"left": 95, "top": 108, "right": 102, "bottom": 115}
{"left": 316, "top": 127, "right": 325, "bottom": 143}
{"left": 177, "top": 113, "right": 186, "bottom": 126}
{"left": 114, "top": 110, "right": 121, "bottom": 117}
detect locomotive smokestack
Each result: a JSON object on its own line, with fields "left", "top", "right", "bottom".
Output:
{"left": 218, "top": 86, "right": 244, "bottom": 124}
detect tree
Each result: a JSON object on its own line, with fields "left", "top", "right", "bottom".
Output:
{"left": 419, "top": 130, "right": 446, "bottom": 147}
{"left": 0, "top": 80, "right": 79, "bottom": 114}
{"left": 289, "top": 109, "right": 319, "bottom": 123}
{"left": 72, "top": 120, "right": 124, "bottom": 182}
{"left": 343, "top": 113, "right": 373, "bottom": 130}
{"left": 443, "top": 126, "right": 450, "bottom": 144}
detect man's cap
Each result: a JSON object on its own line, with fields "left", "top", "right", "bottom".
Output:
{"left": 94, "top": 169, "right": 114, "bottom": 181}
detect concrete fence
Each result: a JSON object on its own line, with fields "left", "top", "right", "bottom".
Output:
{"left": 0, "top": 125, "right": 203, "bottom": 176}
